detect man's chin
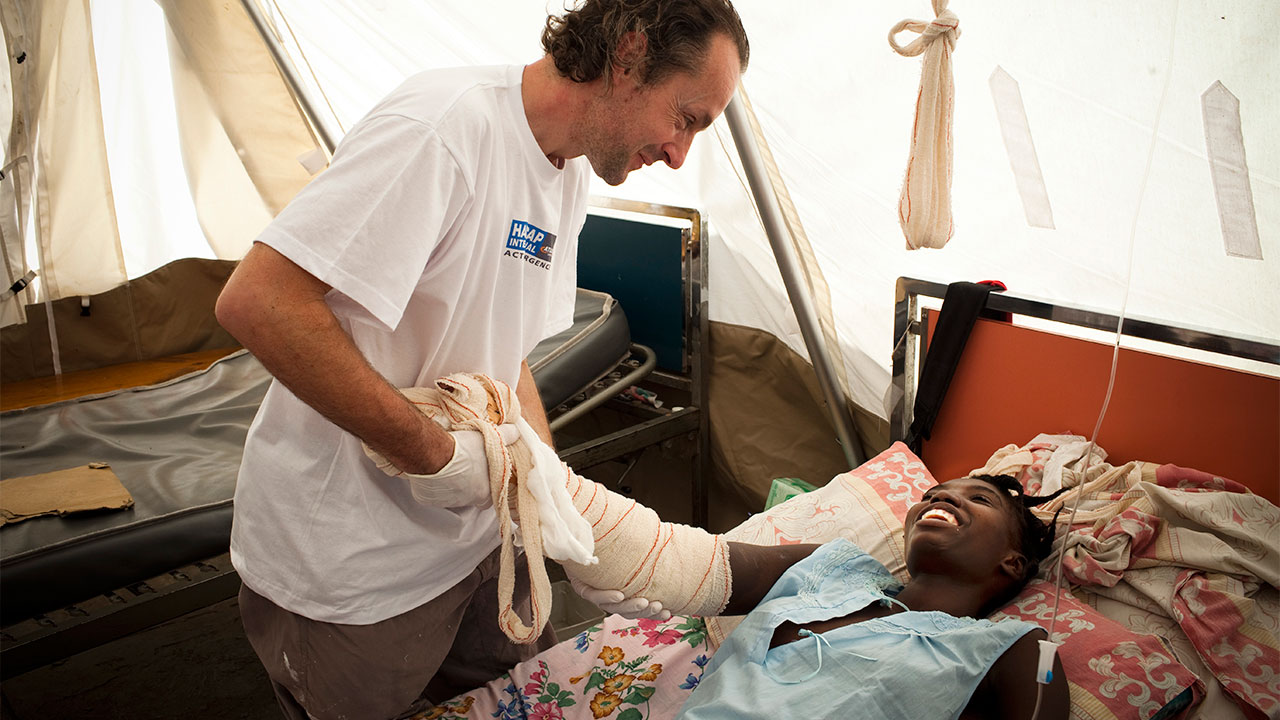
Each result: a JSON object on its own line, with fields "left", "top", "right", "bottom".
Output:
{"left": 593, "top": 167, "right": 630, "bottom": 186}
{"left": 588, "top": 157, "right": 634, "bottom": 186}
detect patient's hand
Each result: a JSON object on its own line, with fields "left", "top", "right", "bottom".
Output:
{"left": 570, "top": 577, "right": 672, "bottom": 621}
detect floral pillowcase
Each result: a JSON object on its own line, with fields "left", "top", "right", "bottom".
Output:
{"left": 710, "top": 442, "right": 1203, "bottom": 720}
{"left": 992, "top": 581, "right": 1201, "bottom": 719}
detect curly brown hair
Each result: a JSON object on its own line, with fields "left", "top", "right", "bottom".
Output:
{"left": 541, "top": 0, "right": 749, "bottom": 91}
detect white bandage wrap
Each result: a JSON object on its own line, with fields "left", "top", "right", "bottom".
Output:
{"left": 363, "top": 374, "right": 733, "bottom": 642}
{"left": 559, "top": 467, "right": 733, "bottom": 619}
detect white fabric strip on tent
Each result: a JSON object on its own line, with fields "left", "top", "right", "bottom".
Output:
{"left": 989, "top": 66, "right": 1054, "bottom": 230}
{"left": 1202, "top": 81, "right": 1263, "bottom": 260}
{"left": 17, "top": 0, "right": 1275, "bottom": 418}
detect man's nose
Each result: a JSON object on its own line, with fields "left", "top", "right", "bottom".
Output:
{"left": 662, "top": 134, "right": 693, "bottom": 169}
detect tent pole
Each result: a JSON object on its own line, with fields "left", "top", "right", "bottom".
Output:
{"left": 239, "top": 0, "right": 339, "bottom": 155}
{"left": 723, "top": 92, "right": 865, "bottom": 469}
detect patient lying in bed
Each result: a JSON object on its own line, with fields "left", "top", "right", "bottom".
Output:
{"left": 677, "top": 475, "right": 1070, "bottom": 720}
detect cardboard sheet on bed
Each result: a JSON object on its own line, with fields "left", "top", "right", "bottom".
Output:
{"left": 0, "top": 464, "right": 135, "bottom": 525}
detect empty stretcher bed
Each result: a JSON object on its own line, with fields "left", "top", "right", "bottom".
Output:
{"left": 0, "top": 287, "right": 636, "bottom": 676}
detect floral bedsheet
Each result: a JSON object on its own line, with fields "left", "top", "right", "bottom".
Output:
{"left": 415, "top": 615, "right": 713, "bottom": 720}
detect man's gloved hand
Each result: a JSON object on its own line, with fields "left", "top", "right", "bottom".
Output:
{"left": 570, "top": 577, "right": 671, "bottom": 621}
{"left": 405, "top": 424, "right": 520, "bottom": 508}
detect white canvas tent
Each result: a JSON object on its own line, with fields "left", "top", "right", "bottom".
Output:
{"left": 2, "top": 0, "right": 1276, "bottom": 505}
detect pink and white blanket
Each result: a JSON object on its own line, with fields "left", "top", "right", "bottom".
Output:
{"left": 975, "top": 434, "right": 1280, "bottom": 719}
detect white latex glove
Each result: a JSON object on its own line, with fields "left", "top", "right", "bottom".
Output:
{"left": 570, "top": 576, "right": 671, "bottom": 621}
{"left": 403, "top": 425, "right": 519, "bottom": 508}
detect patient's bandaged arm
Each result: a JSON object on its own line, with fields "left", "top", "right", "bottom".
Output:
{"left": 557, "top": 460, "right": 732, "bottom": 619}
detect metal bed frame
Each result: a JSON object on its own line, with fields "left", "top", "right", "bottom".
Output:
{"left": 890, "top": 276, "right": 1280, "bottom": 443}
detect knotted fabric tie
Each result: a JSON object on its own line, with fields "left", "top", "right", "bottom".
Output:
{"left": 377, "top": 374, "right": 582, "bottom": 643}
{"left": 889, "top": 0, "right": 961, "bottom": 250}
{"left": 766, "top": 628, "right": 880, "bottom": 685}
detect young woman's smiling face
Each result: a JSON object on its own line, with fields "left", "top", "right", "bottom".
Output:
{"left": 903, "top": 477, "right": 1025, "bottom": 585}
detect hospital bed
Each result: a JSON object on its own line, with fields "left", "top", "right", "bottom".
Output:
{"left": 413, "top": 278, "right": 1279, "bottom": 720}
{"left": 0, "top": 200, "right": 711, "bottom": 679}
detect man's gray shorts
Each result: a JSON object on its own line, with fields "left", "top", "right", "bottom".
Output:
{"left": 239, "top": 547, "right": 557, "bottom": 719}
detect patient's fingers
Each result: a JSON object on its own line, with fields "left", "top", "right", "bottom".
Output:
{"left": 648, "top": 602, "right": 672, "bottom": 622}
{"left": 570, "top": 577, "right": 625, "bottom": 605}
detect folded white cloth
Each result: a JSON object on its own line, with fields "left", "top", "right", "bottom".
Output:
{"left": 512, "top": 415, "right": 596, "bottom": 566}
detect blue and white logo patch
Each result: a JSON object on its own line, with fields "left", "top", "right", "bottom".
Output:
{"left": 504, "top": 219, "right": 556, "bottom": 270}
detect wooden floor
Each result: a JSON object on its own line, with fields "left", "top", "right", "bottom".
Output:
{"left": 0, "top": 347, "right": 241, "bottom": 412}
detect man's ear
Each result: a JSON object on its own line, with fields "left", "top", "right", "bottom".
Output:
{"left": 613, "top": 31, "right": 648, "bottom": 79}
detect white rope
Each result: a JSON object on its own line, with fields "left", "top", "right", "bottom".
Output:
{"left": 889, "top": 0, "right": 961, "bottom": 250}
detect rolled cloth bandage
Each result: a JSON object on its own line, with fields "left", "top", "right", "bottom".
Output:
{"left": 889, "top": 0, "right": 960, "bottom": 250}
{"left": 364, "top": 373, "right": 733, "bottom": 643}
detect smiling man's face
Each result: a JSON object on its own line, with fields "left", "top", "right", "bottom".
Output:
{"left": 579, "top": 32, "right": 741, "bottom": 186}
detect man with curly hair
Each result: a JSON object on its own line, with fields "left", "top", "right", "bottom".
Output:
{"left": 216, "top": 2, "right": 748, "bottom": 718}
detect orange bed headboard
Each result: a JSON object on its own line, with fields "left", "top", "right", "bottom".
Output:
{"left": 892, "top": 279, "right": 1279, "bottom": 505}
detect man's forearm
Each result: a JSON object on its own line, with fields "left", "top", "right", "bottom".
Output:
{"left": 217, "top": 243, "right": 454, "bottom": 474}
{"left": 517, "top": 359, "right": 554, "bottom": 448}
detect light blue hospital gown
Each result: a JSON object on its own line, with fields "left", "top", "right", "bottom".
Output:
{"left": 675, "top": 539, "right": 1041, "bottom": 720}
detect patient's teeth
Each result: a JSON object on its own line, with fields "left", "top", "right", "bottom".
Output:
{"left": 921, "top": 508, "right": 958, "bottom": 525}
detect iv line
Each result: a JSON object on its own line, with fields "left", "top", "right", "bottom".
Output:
{"left": 1030, "top": 1, "right": 1181, "bottom": 717}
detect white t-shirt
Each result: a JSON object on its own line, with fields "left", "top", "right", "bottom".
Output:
{"left": 230, "top": 65, "right": 590, "bottom": 624}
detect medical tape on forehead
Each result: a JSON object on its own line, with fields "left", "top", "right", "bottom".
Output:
{"left": 364, "top": 374, "right": 732, "bottom": 643}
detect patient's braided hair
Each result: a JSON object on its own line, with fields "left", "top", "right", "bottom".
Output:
{"left": 542, "top": 0, "right": 749, "bottom": 92}
{"left": 970, "top": 473, "right": 1068, "bottom": 612}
